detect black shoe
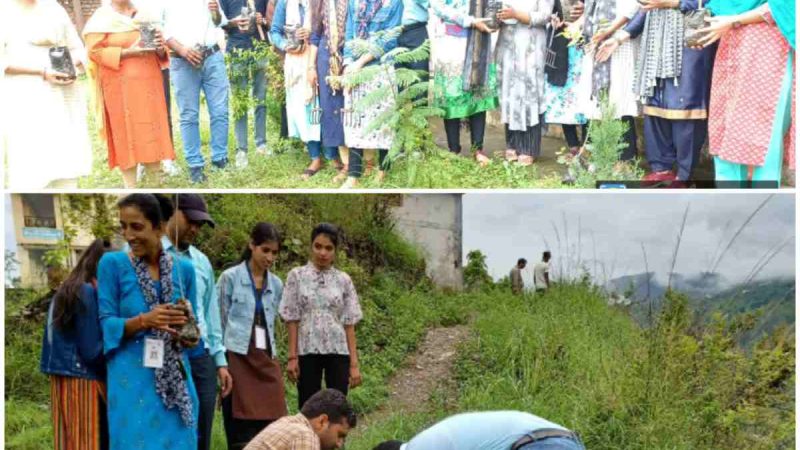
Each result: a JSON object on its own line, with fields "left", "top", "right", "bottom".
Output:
{"left": 189, "top": 166, "right": 206, "bottom": 184}
{"left": 212, "top": 158, "right": 228, "bottom": 170}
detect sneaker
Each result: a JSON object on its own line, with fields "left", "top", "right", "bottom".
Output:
{"left": 256, "top": 144, "right": 272, "bottom": 157}
{"left": 211, "top": 158, "right": 228, "bottom": 170}
{"left": 235, "top": 150, "right": 248, "bottom": 169}
{"left": 162, "top": 159, "right": 180, "bottom": 176}
{"left": 189, "top": 166, "right": 206, "bottom": 184}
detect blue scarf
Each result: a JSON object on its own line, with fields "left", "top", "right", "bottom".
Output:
{"left": 131, "top": 251, "right": 195, "bottom": 427}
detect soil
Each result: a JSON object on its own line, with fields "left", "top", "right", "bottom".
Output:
{"left": 353, "top": 324, "right": 471, "bottom": 433}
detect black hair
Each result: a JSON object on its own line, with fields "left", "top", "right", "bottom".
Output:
{"left": 241, "top": 222, "right": 282, "bottom": 262}
{"left": 300, "top": 389, "right": 356, "bottom": 428}
{"left": 117, "top": 194, "right": 174, "bottom": 228}
{"left": 543, "top": 251, "right": 551, "bottom": 261}
{"left": 311, "top": 223, "right": 340, "bottom": 249}
{"left": 518, "top": 258, "right": 527, "bottom": 266}
{"left": 373, "top": 441, "right": 404, "bottom": 450}
{"left": 52, "top": 238, "right": 109, "bottom": 330}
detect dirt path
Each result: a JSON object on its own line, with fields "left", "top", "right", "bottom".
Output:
{"left": 353, "top": 324, "right": 471, "bottom": 433}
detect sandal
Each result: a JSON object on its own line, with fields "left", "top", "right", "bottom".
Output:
{"left": 363, "top": 159, "right": 375, "bottom": 177}
{"left": 340, "top": 176, "right": 359, "bottom": 189}
{"left": 301, "top": 168, "right": 319, "bottom": 180}
{"left": 505, "top": 149, "right": 518, "bottom": 162}
{"left": 475, "top": 150, "right": 492, "bottom": 168}
{"left": 332, "top": 165, "right": 348, "bottom": 183}
{"left": 517, "top": 155, "right": 535, "bottom": 166}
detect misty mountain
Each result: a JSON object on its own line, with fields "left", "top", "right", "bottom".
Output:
{"left": 608, "top": 273, "right": 795, "bottom": 346}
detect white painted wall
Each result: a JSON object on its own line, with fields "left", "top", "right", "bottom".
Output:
{"left": 391, "top": 194, "right": 463, "bottom": 290}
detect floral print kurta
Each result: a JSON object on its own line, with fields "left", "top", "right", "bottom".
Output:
{"left": 279, "top": 263, "right": 362, "bottom": 355}
{"left": 494, "top": 0, "right": 554, "bottom": 131}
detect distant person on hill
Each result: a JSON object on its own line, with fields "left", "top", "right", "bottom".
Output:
{"left": 510, "top": 258, "right": 527, "bottom": 295}
{"left": 534, "top": 252, "right": 551, "bottom": 292}
{"left": 372, "top": 410, "right": 585, "bottom": 450}
{"left": 244, "top": 388, "right": 356, "bottom": 450}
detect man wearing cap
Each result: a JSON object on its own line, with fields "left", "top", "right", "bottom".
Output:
{"left": 165, "top": 194, "right": 231, "bottom": 450}
{"left": 372, "top": 411, "right": 585, "bottom": 450}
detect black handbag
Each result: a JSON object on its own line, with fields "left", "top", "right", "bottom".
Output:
{"left": 545, "top": 0, "right": 570, "bottom": 86}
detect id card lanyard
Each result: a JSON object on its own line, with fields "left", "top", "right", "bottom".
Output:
{"left": 246, "top": 263, "right": 270, "bottom": 352}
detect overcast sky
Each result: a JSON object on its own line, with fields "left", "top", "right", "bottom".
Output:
{"left": 463, "top": 193, "right": 795, "bottom": 286}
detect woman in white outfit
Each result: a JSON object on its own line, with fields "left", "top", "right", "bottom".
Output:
{"left": 1, "top": 0, "right": 93, "bottom": 189}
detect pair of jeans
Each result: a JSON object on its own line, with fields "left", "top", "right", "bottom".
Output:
{"left": 190, "top": 353, "right": 218, "bottom": 450}
{"left": 518, "top": 436, "right": 585, "bottom": 450}
{"left": 297, "top": 354, "right": 350, "bottom": 409}
{"left": 307, "top": 141, "right": 339, "bottom": 161}
{"left": 231, "top": 55, "right": 267, "bottom": 152}
{"left": 171, "top": 51, "right": 230, "bottom": 168}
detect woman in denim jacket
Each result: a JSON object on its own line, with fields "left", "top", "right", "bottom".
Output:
{"left": 40, "top": 238, "right": 109, "bottom": 450}
{"left": 217, "top": 222, "right": 288, "bottom": 450}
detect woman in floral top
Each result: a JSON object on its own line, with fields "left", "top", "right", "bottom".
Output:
{"left": 279, "top": 223, "right": 363, "bottom": 409}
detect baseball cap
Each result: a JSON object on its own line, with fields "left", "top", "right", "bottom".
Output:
{"left": 175, "top": 194, "right": 215, "bottom": 228}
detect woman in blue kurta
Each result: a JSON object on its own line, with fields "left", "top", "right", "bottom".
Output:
{"left": 598, "top": 0, "right": 717, "bottom": 185}
{"left": 98, "top": 194, "right": 200, "bottom": 450}
{"left": 310, "top": 0, "right": 350, "bottom": 180}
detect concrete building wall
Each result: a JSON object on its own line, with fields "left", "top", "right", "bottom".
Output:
{"left": 11, "top": 194, "right": 97, "bottom": 288}
{"left": 391, "top": 194, "right": 463, "bottom": 290}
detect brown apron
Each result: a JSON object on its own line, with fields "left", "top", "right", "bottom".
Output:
{"left": 227, "top": 322, "right": 288, "bottom": 420}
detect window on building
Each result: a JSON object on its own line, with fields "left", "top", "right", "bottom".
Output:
{"left": 21, "top": 195, "right": 56, "bottom": 228}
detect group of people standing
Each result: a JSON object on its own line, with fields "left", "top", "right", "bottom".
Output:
{"left": 1, "top": 0, "right": 795, "bottom": 187}
{"left": 510, "top": 252, "right": 551, "bottom": 295}
{"left": 40, "top": 193, "right": 364, "bottom": 450}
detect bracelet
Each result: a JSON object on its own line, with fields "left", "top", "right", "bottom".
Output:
{"left": 138, "top": 313, "right": 146, "bottom": 329}
{"left": 288, "top": 355, "right": 298, "bottom": 361}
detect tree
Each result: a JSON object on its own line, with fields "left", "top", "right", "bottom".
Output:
{"left": 5, "top": 250, "right": 20, "bottom": 288}
{"left": 464, "top": 249, "right": 493, "bottom": 291}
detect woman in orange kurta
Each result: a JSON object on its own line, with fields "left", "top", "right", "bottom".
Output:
{"left": 83, "top": 1, "right": 175, "bottom": 188}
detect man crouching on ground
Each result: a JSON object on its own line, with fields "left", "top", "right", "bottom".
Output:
{"left": 244, "top": 389, "right": 356, "bottom": 450}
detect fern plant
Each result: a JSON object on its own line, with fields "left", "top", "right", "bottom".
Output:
{"left": 330, "top": 27, "right": 445, "bottom": 185}
{"left": 557, "top": 92, "right": 643, "bottom": 187}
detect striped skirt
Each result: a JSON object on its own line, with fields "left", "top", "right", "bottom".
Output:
{"left": 50, "top": 375, "right": 108, "bottom": 450}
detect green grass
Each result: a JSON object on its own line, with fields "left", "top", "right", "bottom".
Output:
{"left": 74, "top": 92, "right": 566, "bottom": 189}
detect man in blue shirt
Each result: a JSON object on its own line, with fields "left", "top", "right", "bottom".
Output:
{"left": 165, "top": 194, "right": 230, "bottom": 450}
{"left": 219, "top": 0, "right": 271, "bottom": 167}
{"left": 372, "top": 411, "right": 585, "bottom": 450}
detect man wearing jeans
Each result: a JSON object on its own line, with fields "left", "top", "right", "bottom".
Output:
{"left": 165, "top": 0, "right": 231, "bottom": 183}
{"left": 219, "top": 0, "right": 270, "bottom": 168}
{"left": 372, "top": 411, "right": 585, "bottom": 450}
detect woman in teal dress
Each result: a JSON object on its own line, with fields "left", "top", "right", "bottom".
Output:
{"left": 98, "top": 194, "right": 200, "bottom": 450}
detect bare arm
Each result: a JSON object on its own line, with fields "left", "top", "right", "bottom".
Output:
{"left": 345, "top": 324, "right": 362, "bottom": 388}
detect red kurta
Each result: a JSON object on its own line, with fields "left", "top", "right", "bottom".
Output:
{"left": 87, "top": 30, "right": 175, "bottom": 170}
{"left": 708, "top": 19, "right": 795, "bottom": 169}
